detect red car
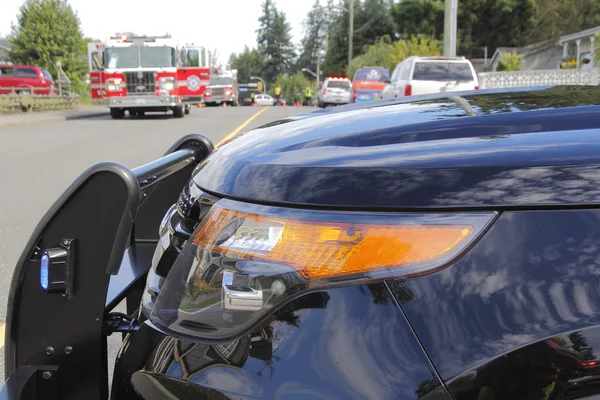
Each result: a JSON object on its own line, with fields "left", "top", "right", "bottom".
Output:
{"left": 0, "top": 63, "right": 55, "bottom": 95}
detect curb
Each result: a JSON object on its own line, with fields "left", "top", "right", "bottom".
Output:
{"left": 0, "top": 110, "right": 108, "bottom": 128}
{"left": 65, "top": 111, "right": 109, "bottom": 121}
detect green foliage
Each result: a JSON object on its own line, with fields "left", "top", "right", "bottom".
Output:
{"left": 388, "top": 35, "right": 442, "bottom": 69}
{"left": 347, "top": 36, "right": 392, "bottom": 78}
{"left": 9, "top": 0, "right": 87, "bottom": 94}
{"left": 347, "top": 34, "right": 442, "bottom": 79}
{"left": 272, "top": 72, "right": 311, "bottom": 103}
{"left": 497, "top": 51, "right": 523, "bottom": 71}
{"left": 527, "top": 0, "right": 600, "bottom": 43}
{"left": 229, "top": 46, "right": 264, "bottom": 84}
{"left": 296, "top": 0, "right": 328, "bottom": 76}
{"left": 256, "top": 0, "right": 296, "bottom": 85}
{"left": 391, "top": 0, "right": 444, "bottom": 40}
{"left": 324, "top": 0, "right": 396, "bottom": 76}
{"left": 595, "top": 33, "right": 600, "bottom": 66}
{"left": 391, "top": 0, "right": 534, "bottom": 55}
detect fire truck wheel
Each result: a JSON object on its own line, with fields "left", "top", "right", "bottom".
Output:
{"left": 173, "top": 105, "right": 185, "bottom": 118}
{"left": 110, "top": 108, "right": 125, "bottom": 119}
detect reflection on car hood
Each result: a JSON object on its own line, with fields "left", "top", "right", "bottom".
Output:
{"left": 193, "top": 86, "right": 600, "bottom": 209}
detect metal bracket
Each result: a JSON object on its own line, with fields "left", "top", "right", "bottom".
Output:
{"left": 102, "top": 313, "right": 140, "bottom": 336}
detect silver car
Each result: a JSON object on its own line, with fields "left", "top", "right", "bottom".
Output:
{"left": 318, "top": 77, "right": 353, "bottom": 108}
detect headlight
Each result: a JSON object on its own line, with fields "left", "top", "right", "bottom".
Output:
{"left": 159, "top": 77, "right": 176, "bottom": 91}
{"left": 105, "top": 78, "right": 123, "bottom": 92}
{"left": 225, "top": 90, "right": 231, "bottom": 96}
{"left": 148, "top": 198, "right": 496, "bottom": 342}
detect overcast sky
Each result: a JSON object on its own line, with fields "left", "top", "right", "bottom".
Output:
{"left": 0, "top": 0, "right": 316, "bottom": 63}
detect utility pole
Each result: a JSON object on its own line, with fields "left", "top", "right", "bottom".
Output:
{"left": 348, "top": 0, "right": 354, "bottom": 67}
{"left": 443, "top": 0, "right": 457, "bottom": 57}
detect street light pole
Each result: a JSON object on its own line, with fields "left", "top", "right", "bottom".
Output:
{"left": 348, "top": 0, "right": 354, "bottom": 67}
{"left": 443, "top": 0, "right": 457, "bottom": 57}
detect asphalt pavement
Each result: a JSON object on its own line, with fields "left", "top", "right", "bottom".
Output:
{"left": 0, "top": 104, "right": 312, "bottom": 382}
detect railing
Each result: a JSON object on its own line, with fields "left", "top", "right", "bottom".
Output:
{"left": 0, "top": 87, "right": 79, "bottom": 113}
{"left": 478, "top": 67, "right": 600, "bottom": 89}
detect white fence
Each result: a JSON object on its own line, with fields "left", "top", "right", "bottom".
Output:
{"left": 478, "top": 68, "right": 600, "bottom": 89}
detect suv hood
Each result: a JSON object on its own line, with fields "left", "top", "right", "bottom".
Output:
{"left": 193, "top": 86, "right": 600, "bottom": 209}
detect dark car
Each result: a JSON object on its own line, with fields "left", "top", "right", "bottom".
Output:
{"left": 5, "top": 86, "right": 600, "bottom": 400}
{"left": 0, "top": 63, "right": 55, "bottom": 95}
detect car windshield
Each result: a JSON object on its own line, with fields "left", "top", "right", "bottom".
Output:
{"left": 104, "top": 46, "right": 175, "bottom": 68}
{"left": 354, "top": 68, "right": 390, "bottom": 82}
{"left": 141, "top": 46, "right": 175, "bottom": 68}
{"left": 327, "top": 80, "right": 351, "bottom": 89}
{"left": 105, "top": 47, "right": 139, "bottom": 69}
{"left": 412, "top": 62, "right": 474, "bottom": 81}
{"left": 41, "top": 69, "right": 53, "bottom": 81}
{"left": 209, "top": 76, "right": 233, "bottom": 85}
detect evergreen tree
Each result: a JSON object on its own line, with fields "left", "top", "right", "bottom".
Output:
{"left": 229, "top": 46, "right": 265, "bottom": 84}
{"left": 256, "top": 0, "right": 296, "bottom": 84}
{"left": 9, "top": 0, "right": 87, "bottom": 93}
{"left": 296, "top": 0, "right": 328, "bottom": 76}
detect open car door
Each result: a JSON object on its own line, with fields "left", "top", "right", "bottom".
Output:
{"left": 0, "top": 134, "right": 214, "bottom": 400}
{"left": 87, "top": 42, "right": 106, "bottom": 105}
{"left": 177, "top": 44, "right": 210, "bottom": 106}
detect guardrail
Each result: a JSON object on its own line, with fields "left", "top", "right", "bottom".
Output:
{"left": 0, "top": 87, "right": 80, "bottom": 113}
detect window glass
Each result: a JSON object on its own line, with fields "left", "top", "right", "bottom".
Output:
{"left": 0, "top": 67, "right": 14, "bottom": 76}
{"left": 412, "top": 62, "right": 475, "bottom": 81}
{"left": 327, "top": 80, "right": 351, "bottom": 89}
{"left": 41, "top": 69, "right": 53, "bottom": 81}
{"left": 400, "top": 60, "right": 412, "bottom": 80}
{"left": 188, "top": 49, "right": 200, "bottom": 67}
{"left": 141, "top": 47, "right": 175, "bottom": 68}
{"left": 105, "top": 47, "right": 139, "bottom": 69}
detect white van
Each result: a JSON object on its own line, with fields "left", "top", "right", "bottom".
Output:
{"left": 382, "top": 56, "right": 479, "bottom": 98}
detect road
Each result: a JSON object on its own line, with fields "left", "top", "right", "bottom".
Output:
{"left": 0, "top": 104, "right": 312, "bottom": 381}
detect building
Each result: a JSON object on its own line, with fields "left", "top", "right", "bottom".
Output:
{"left": 558, "top": 25, "right": 599, "bottom": 69}
{"left": 489, "top": 39, "right": 563, "bottom": 72}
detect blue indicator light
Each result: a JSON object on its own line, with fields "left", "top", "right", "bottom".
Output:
{"left": 40, "top": 254, "right": 49, "bottom": 290}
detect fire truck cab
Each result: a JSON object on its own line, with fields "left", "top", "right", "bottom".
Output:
{"left": 203, "top": 65, "right": 239, "bottom": 107}
{"left": 87, "top": 35, "right": 209, "bottom": 119}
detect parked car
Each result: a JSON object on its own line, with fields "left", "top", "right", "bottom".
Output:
{"left": 383, "top": 56, "right": 478, "bottom": 99}
{"left": 318, "top": 76, "right": 353, "bottom": 107}
{"left": 254, "top": 93, "right": 274, "bottom": 106}
{"left": 351, "top": 66, "right": 390, "bottom": 102}
{"left": 0, "top": 63, "right": 55, "bottom": 95}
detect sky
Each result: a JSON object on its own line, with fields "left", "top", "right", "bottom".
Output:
{"left": 0, "top": 0, "right": 316, "bottom": 63}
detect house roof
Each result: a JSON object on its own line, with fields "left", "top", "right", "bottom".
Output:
{"left": 490, "top": 39, "right": 558, "bottom": 65}
{"left": 559, "top": 25, "right": 600, "bottom": 44}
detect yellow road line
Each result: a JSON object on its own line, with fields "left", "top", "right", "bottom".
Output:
{"left": 0, "top": 323, "right": 5, "bottom": 350}
{"left": 216, "top": 106, "right": 270, "bottom": 147}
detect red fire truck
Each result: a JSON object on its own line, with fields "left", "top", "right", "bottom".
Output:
{"left": 87, "top": 35, "right": 209, "bottom": 119}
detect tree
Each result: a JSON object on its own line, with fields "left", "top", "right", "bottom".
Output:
{"left": 272, "top": 72, "right": 311, "bottom": 104}
{"left": 296, "top": 0, "right": 328, "bottom": 76}
{"left": 497, "top": 51, "right": 523, "bottom": 71}
{"left": 323, "top": 0, "right": 349, "bottom": 76}
{"left": 392, "top": 0, "right": 444, "bottom": 41}
{"left": 256, "top": 0, "right": 296, "bottom": 84}
{"left": 391, "top": 0, "right": 534, "bottom": 56}
{"left": 10, "top": 0, "right": 87, "bottom": 94}
{"left": 526, "top": 0, "right": 600, "bottom": 43}
{"left": 347, "top": 34, "right": 441, "bottom": 77}
{"left": 352, "top": 0, "right": 396, "bottom": 51}
{"left": 229, "top": 46, "right": 264, "bottom": 84}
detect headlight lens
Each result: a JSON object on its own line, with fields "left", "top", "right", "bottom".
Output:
{"left": 148, "top": 198, "right": 496, "bottom": 342}
{"left": 105, "top": 78, "right": 123, "bottom": 92}
{"left": 159, "top": 77, "right": 176, "bottom": 91}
